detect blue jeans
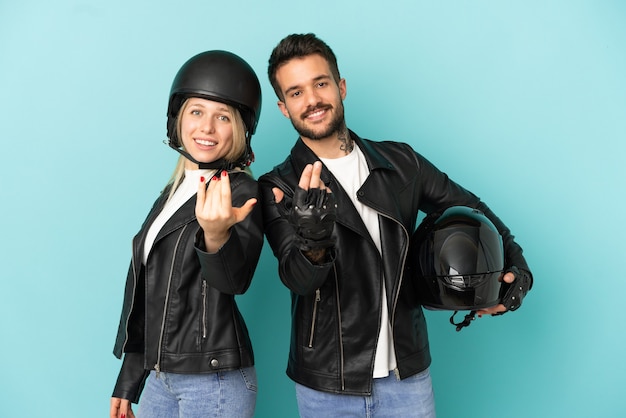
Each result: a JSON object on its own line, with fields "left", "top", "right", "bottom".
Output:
{"left": 137, "top": 367, "right": 257, "bottom": 418}
{"left": 295, "top": 368, "right": 436, "bottom": 418}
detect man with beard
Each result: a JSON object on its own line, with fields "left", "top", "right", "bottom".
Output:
{"left": 259, "top": 33, "right": 532, "bottom": 418}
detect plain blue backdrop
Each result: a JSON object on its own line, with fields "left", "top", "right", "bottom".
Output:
{"left": 1, "top": 1, "right": 625, "bottom": 417}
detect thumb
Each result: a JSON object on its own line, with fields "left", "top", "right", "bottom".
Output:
{"left": 233, "top": 198, "right": 258, "bottom": 223}
{"left": 502, "top": 272, "right": 516, "bottom": 284}
{"left": 272, "top": 187, "right": 284, "bottom": 203}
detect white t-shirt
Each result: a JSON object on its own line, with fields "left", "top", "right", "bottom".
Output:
{"left": 143, "top": 168, "right": 216, "bottom": 264}
{"left": 320, "top": 145, "right": 397, "bottom": 378}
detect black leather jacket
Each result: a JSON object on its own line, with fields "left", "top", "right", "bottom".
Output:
{"left": 112, "top": 170, "right": 263, "bottom": 403}
{"left": 259, "top": 131, "right": 531, "bottom": 396}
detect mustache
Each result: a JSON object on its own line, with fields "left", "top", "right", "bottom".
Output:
{"left": 302, "top": 104, "right": 332, "bottom": 118}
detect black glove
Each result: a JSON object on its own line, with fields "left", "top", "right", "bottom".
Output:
{"left": 499, "top": 266, "right": 532, "bottom": 312}
{"left": 289, "top": 186, "right": 337, "bottom": 251}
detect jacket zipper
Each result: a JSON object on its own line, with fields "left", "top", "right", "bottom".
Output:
{"left": 202, "top": 280, "right": 208, "bottom": 339}
{"left": 308, "top": 289, "right": 321, "bottom": 347}
{"left": 154, "top": 224, "right": 188, "bottom": 377}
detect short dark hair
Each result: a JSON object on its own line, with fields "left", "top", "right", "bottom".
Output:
{"left": 268, "top": 33, "right": 341, "bottom": 100}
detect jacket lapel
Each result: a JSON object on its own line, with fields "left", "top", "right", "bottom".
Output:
{"left": 132, "top": 188, "right": 197, "bottom": 271}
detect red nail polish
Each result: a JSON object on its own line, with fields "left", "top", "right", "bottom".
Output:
{"left": 200, "top": 176, "right": 205, "bottom": 183}
{"left": 212, "top": 176, "right": 218, "bottom": 181}
{"left": 221, "top": 170, "right": 227, "bottom": 177}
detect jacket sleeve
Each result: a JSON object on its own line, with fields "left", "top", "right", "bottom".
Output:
{"left": 112, "top": 352, "right": 149, "bottom": 404}
{"left": 259, "top": 173, "right": 335, "bottom": 296}
{"left": 194, "top": 173, "right": 264, "bottom": 295}
{"left": 415, "top": 149, "right": 533, "bottom": 287}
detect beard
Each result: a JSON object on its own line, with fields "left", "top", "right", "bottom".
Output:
{"left": 291, "top": 101, "right": 346, "bottom": 141}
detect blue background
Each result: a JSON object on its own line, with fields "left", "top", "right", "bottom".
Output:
{"left": 1, "top": 1, "right": 625, "bottom": 417}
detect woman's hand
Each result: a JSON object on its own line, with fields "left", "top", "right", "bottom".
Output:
{"left": 110, "top": 397, "right": 135, "bottom": 418}
{"left": 196, "top": 170, "right": 257, "bottom": 253}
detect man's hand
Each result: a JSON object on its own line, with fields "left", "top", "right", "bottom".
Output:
{"left": 273, "top": 161, "right": 336, "bottom": 262}
{"left": 272, "top": 161, "right": 329, "bottom": 203}
{"left": 476, "top": 267, "right": 532, "bottom": 317}
{"left": 476, "top": 271, "right": 515, "bottom": 317}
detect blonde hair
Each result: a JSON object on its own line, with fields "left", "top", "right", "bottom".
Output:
{"left": 165, "top": 98, "right": 249, "bottom": 200}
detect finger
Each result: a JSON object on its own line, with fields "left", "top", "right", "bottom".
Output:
{"left": 477, "top": 304, "right": 506, "bottom": 316}
{"left": 196, "top": 175, "right": 207, "bottom": 216}
{"left": 219, "top": 171, "right": 233, "bottom": 210}
{"left": 233, "top": 198, "right": 258, "bottom": 223}
{"left": 118, "top": 398, "right": 132, "bottom": 418}
{"left": 309, "top": 161, "right": 323, "bottom": 189}
{"left": 503, "top": 272, "right": 516, "bottom": 284}
{"left": 298, "top": 164, "right": 314, "bottom": 190}
{"left": 204, "top": 173, "right": 222, "bottom": 215}
{"left": 272, "top": 187, "right": 284, "bottom": 203}
{"left": 109, "top": 398, "right": 120, "bottom": 418}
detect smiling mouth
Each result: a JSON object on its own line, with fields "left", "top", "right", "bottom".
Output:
{"left": 195, "top": 138, "right": 216, "bottom": 146}
{"left": 304, "top": 106, "right": 331, "bottom": 120}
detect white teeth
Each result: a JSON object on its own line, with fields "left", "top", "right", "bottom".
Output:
{"left": 196, "top": 139, "right": 216, "bottom": 146}
{"left": 308, "top": 110, "right": 325, "bottom": 118}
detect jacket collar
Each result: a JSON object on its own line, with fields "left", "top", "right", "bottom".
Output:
{"left": 288, "top": 130, "right": 396, "bottom": 180}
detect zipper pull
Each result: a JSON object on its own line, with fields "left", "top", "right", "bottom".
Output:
{"left": 154, "top": 364, "right": 161, "bottom": 379}
{"left": 315, "top": 289, "right": 321, "bottom": 302}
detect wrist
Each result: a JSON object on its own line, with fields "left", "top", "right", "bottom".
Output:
{"left": 203, "top": 230, "right": 230, "bottom": 253}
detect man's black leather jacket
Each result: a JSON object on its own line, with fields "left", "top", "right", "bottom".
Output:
{"left": 112, "top": 170, "right": 263, "bottom": 403}
{"left": 259, "top": 131, "right": 532, "bottom": 396}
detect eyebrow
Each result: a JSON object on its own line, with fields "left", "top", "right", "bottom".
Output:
{"left": 284, "top": 74, "right": 331, "bottom": 96}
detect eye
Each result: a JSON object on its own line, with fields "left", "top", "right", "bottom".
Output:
{"left": 291, "top": 90, "right": 302, "bottom": 98}
{"left": 190, "top": 109, "right": 202, "bottom": 116}
{"left": 317, "top": 82, "right": 327, "bottom": 88}
{"left": 217, "top": 114, "right": 230, "bottom": 122}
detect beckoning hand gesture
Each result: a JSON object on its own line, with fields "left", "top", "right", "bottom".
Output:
{"left": 272, "top": 160, "right": 330, "bottom": 203}
{"left": 196, "top": 170, "right": 257, "bottom": 253}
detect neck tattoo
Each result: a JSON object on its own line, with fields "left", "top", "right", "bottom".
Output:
{"left": 338, "top": 126, "right": 354, "bottom": 154}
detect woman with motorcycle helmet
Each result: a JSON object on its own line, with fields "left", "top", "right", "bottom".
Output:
{"left": 110, "top": 50, "right": 263, "bottom": 418}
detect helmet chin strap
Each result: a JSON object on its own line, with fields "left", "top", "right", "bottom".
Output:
{"left": 165, "top": 140, "right": 229, "bottom": 170}
{"left": 450, "top": 310, "right": 476, "bottom": 332}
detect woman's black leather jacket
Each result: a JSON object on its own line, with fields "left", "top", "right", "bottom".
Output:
{"left": 259, "top": 132, "right": 532, "bottom": 396}
{"left": 112, "top": 170, "right": 263, "bottom": 403}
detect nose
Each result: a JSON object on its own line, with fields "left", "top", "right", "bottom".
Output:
{"left": 200, "top": 116, "right": 215, "bottom": 133}
{"left": 304, "top": 88, "right": 322, "bottom": 107}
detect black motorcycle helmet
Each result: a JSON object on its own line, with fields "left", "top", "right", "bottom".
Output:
{"left": 410, "top": 206, "right": 505, "bottom": 311}
{"left": 166, "top": 50, "right": 262, "bottom": 168}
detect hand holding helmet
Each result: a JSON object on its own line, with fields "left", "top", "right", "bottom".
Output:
{"left": 410, "top": 206, "right": 531, "bottom": 330}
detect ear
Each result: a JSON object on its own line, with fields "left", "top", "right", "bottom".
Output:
{"left": 277, "top": 100, "right": 290, "bottom": 119}
{"left": 338, "top": 78, "right": 347, "bottom": 100}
